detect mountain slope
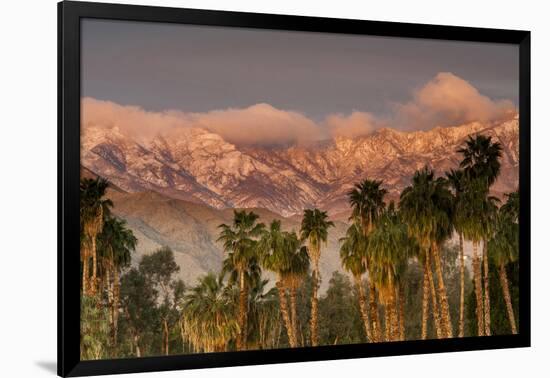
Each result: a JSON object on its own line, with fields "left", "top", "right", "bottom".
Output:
{"left": 106, "top": 190, "right": 348, "bottom": 290}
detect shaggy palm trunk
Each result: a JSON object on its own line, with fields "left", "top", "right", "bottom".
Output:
{"left": 498, "top": 263, "right": 518, "bottom": 334}
{"left": 290, "top": 287, "right": 300, "bottom": 347}
{"left": 432, "top": 242, "right": 453, "bottom": 338}
{"left": 90, "top": 235, "right": 98, "bottom": 296}
{"left": 310, "top": 260, "right": 320, "bottom": 347}
{"left": 179, "top": 319, "right": 186, "bottom": 353}
{"left": 389, "top": 285, "right": 400, "bottom": 341}
{"left": 82, "top": 247, "right": 89, "bottom": 296}
{"left": 421, "top": 264, "right": 429, "bottom": 340}
{"left": 472, "top": 242, "right": 485, "bottom": 336}
{"left": 354, "top": 275, "right": 372, "bottom": 342}
{"left": 105, "top": 265, "right": 115, "bottom": 344}
{"left": 384, "top": 303, "right": 391, "bottom": 342}
{"left": 237, "top": 269, "right": 248, "bottom": 351}
{"left": 368, "top": 279, "right": 381, "bottom": 342}
{"left": 426, "top": 253, "right": 442, "bottom": 339}
{"left": 483, "top": 239, "right": 491, "bottom": 336}
{"left": 113, "top": 267, "right": 120, "bottom": 343}
{"left": 163, "top": 318, "right": 169, "bottom": 355}
{"left": 459, "top": 233, "right": 465, "bottom": 337}
{"left": 276, "top": 281, "right": 297, "bottom": 347}
{"left": 399, "top": 284, "right": 405, "bottom": 341}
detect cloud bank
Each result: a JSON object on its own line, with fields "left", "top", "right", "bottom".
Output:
{"left": 326, "top": 112, "right": 380, "bottom": 139}
{"left": 82, "top": 72, "right": 517, "bottom": 145}
{"left": 394, "top": 72, "right": 516, "bottom": 130}
{"left": 190, "top": 104, "right": 320, "bottom": 146}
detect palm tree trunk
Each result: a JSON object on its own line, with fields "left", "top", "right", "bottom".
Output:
{"left": 498, "top": 263, "right": 518, "bottom": 334}
{"left": 399, "top": 284, "right": 405, "bottom": 341}
{"left": 368, "top": 279, "right": 381, "bottom": 342}
{"left": 432, "top": 242, "right": 453, "bottom": 338}
{"left": 163, "top": 318, "right": 169, "bottom": 355}
{"left": 483, "top": 239, "right": 491, "bottom": 336}
{"left": 91, "top": 235, "right": 98, "bottom": 296}
{"left": 421, "top": 263, "right": 429, "bottom": 340}
{"left": 426, "top": 253, "right": 442, "bottom": 339}
{"left": 472, "top": 241, "right": 485, "bottom": 336}
{"left": 106, "top": 265, "right": 114, "bottom": 344}
{"left": 113, "top": 267, "right": 120, "bottom": 343}
{"left": 237, "top": 269, "right": 248, "bottom": 351}
{"left": 82, "top": 246, "right": 89, "bottom": 296}
{"left": 134, "top": 334, "right": 141, "bottom": 358}
{"left": 179, "top": 319, "right": 186, "bottom": 353}
{"left": 290, "top": 287, "right": 300, "bottom": 347}
{"left": 310, "top": 263, "right": 320, "bottom": 347}
{"left": 391, "top": 287, "right": 400, "bottom": 341}
{"left": 276, "top": 281, "right": 297, "bottom": 347}
{"left": 459, "top": 233, "right": 465, "bottom": 337}
{"left": 389, "top": 285, "right": 399, "bottom": 341}
{"left": 354, "top": 275, "right": 372, "bottom": 342}
{"left": 384, "top": 303, "right": 391, "bottom": 342}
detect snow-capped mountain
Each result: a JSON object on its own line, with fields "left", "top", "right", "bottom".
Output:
{"left": 82, "top": 116, "right": 519, "bottom": 218}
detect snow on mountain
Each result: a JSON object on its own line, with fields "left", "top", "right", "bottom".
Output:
{"left": 81, "top": 116, "right": 519, "bottom": 218}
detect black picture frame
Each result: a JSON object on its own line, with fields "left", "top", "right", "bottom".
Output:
{"left": 58, "top": 1, "right": 531, "bottom": 376}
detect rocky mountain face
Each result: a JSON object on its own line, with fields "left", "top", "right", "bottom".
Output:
{"left": 82, "top": 115, "right": 519, "bottom": 219}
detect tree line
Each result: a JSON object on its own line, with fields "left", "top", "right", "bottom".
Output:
{"left": 79, "top": 134, "right": 520, "bottom": 359}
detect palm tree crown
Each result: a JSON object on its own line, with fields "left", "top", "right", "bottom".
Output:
{"left": 399, "top": 167, "right": 453, "bottom": 248}
{"left": 218, "top": 210, "right": 265, "bottom": 270}
{"left": 457, "top": 134, "right": 503, "bottom": 187}
{"left": 182, "top": 273, "right": 238, "bottom": 353}
{"left": 299, "top": 209, "right": 334, "bottom": 262}
{"left": 347, "top": 179, "right": 387, "bottom": 235}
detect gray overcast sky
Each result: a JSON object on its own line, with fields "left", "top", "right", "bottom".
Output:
{"left": 81, "top": 18, "right": 518, "bottom": 121}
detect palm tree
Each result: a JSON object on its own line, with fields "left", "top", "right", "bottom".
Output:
{"left": 368, "top": 203, "right": 410, "bottom": 341}
{"left": 98, "top": 216, "right": 137, "bottom": 345}
{"left": 446, "top": 168, "right": 468, "bottom": 337}
{"left": 258, "top": 220, "right": 296, "bottom": 347}
{"left": 259, "top": 221, "right": 309, "bottom": 347}
{"left": 400, "top": 167, "right": 454, "bottom": 338}
{"left": 457, "top": 135, "right": 503, "bottom": 187}
{"left": 217, "top": 210, "right": 265, "bottom": 351}
{"left": 80, "top": 178, "right": 113, "bottom": 296}
{"left": 458, "top": 134, "right": 502, "bottom": 336}
{"left": 246, "top": 279, "right": 281, "bottom": 350}
{"left": 299, "top": 209, "right": 333, "bottom": 347}
{"left": 488, "top": 192, "right": 519, "bottom": 334}
{"left": 347, "top": 179, "right": 387, "bottom": 342}
{"left": 221, "top": 249, "right": 263, "bottom": 350}
{"left": 339, "top": 223, "right": 372, "bottom": 342}
{"left": 181, "top": 273, "right": 238, "bottom": 352}
{"left": 284, "top": 235, "right": 310, "bottom": 347}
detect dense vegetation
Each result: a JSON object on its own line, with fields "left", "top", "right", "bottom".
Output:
{"left": 80, "top": 134, "right": 520, "bottom": 359}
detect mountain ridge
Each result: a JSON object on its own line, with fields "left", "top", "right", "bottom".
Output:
{"left": 82, "top": 115, "right": 519, "bottom": 217}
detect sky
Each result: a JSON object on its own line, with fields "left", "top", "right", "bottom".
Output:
{"left": 81, "top": 19, "right": 519, "bottom": 145}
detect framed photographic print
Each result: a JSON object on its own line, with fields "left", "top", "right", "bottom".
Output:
{"left": 58, "top": 1, "right": 531, "bottom": 376}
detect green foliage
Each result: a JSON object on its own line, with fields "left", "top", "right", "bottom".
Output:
{"left": 182, "top": 273, "right": 238, "bottom": 352}
{"left": 318, "top": 272, "right": 364, "bottom": 345}
{"left": 139, "top": 246, "right": 180, "bottom": 298}
{"left": 80, "top": 295, "right": 109, "bottom": 360}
